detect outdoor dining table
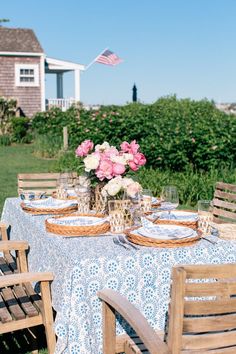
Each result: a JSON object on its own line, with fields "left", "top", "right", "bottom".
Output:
{"left": 2, "top": 197, "right": 236, "bottom": 354}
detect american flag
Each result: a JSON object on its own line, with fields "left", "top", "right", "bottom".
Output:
{"left": 95, "top": 49, "right": 123, "bottom": 66}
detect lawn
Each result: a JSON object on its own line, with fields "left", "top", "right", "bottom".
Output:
{"left": 0, "top": 144, "right": 56, "bottom": 214}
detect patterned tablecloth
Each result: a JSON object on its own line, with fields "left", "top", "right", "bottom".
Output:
{"left": 2, "top": 198, "right": 236, "bottom": 354}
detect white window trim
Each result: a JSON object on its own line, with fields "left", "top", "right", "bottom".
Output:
{"left": 15, "top": 63, "right": 39, "bottom": 87}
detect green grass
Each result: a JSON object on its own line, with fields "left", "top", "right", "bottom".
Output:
{"left": 0, "top": 144, "right": 56, "bottom": 214}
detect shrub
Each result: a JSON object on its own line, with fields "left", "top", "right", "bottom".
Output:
{"left": 31, "top": 97, "right": 236, "bottom": 171}
{"left": 0, "top": 97, "right": 17, "bottom": 135}
{"left": 33, "top": 133, "right": 63, "bottom": 158}
{"left": 0, "top": 134, "right": 11, "bottom": 146}
{"left": 11, "top": 117, "right": 30, "bottom": 142}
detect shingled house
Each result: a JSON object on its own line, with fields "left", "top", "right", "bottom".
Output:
{"left": 0, "top": 27, "right": 84, "bottom": 117}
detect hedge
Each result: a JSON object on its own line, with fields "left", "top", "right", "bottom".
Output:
{"left": 31, "top": 96, "right": 236, "bottom": 171}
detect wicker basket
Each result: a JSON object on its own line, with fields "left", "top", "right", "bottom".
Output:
{"left": 125, "top": 227, "right": 201, "bottom": 248}
{"left": 45, "top": 213, "right": 110, "bottom": 236}
{"left": 148, "top": 210, "right": 198, "bottom": 230}
{"left": 21, "top": 202, "right": 78, "bottom": 215}
{"left": 210, "top": 222, "right": 236, "bottom": 240}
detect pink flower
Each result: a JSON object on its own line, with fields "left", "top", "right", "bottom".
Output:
{"left": 75, "top": 140, "right": 94, "bottom": 157}
{"left": 133, "top": 152, "right": 146, "bottom": 166}
{"left": 96, "top": 159, "right": 113, "bottom": 181}
{"left": 126, "top": 182, "right": 141, "bottom": 198}
{"left": 130, "top": 140, "right": 140, "bottom": 154}
{"left": 113, "top": 163, "right": 126, "bottom": 176}
{"left": 120, "top": 140, "right": 140, "bottom": 154}
{"left": 129, "top": 160, "right": 139, "bottom": 171}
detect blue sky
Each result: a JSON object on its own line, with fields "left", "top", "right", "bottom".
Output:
{"left": 2, "top": 0, "right": 236, "bottom": 104}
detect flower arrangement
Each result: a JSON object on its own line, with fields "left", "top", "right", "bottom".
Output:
{"left": 75, "top": 139, "right": 146, "bottom": 196}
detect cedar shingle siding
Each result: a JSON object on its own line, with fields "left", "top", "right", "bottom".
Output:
{"left": 0, "top": 27, "right": 44, "bottom": 117}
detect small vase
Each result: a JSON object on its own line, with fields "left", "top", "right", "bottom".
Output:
{"left": 108, "top": 199, "right": 133, "bottom": 233}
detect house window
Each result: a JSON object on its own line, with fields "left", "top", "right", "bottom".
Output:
{"left": 15, "top": 64, "right": 39, "bottom": 87}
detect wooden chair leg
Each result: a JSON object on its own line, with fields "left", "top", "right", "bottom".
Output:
{"left": 103, "top": 301, "right": 116, "bottom": 354}
{"left": 40, "top": 281, "right": 56, "bottom": 354}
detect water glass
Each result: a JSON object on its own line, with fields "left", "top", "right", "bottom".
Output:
{"left": 160, "top": 186, "right": 179, "bottom": 217}
{"left": 76, "top": 186, "right": 91, "bottom": 214}
{"left": 198, "top": 200, "right": 213, "bottom": 234}
{"left": 108, "top": 200, "right": 125, "bottom": 234}
{"left": 140, "top": 189, "right": 153, "bottom": 213}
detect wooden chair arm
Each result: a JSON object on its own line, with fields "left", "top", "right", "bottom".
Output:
{"left": 0, "top": 240, "right": 29, "bottom": 252}
{"left": 0, "top": 222, "right": 9, "bottom": 241}
{"left": 98, "top": 289, "right": 170, "bottom": 354}
{"left": 0, "top": 272, "right": 54, "bottom": 287}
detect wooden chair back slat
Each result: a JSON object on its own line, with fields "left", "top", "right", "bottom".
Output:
{"left": 167, "top": 264, "right": 236, "bottom": 353}
{"left": 184, "top": 298, "right": 236, "bottom": 315}
{"left": 213, "top": 182, "right": 236, "bottom": 223}
{"left": 17, "top": 172, "right": 77, "bottom": 195}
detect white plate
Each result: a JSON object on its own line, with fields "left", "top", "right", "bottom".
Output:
{"left": 47, "top": 215, "right": 108, "bottom": 226}
{"left": 137, "top": 224, "right": 196, "bottom": 240}
{"left": 24, "top": 197, "right": 77, "bottom": 210}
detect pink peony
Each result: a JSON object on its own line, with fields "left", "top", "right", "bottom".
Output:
{"left": 129, "top": 140, "right": 140, "bottom": 154}
{"left": 120, "top": 141, "right": 130, "bottom": 152}
{"left": 133, "top": 152, "right": 146, "bottom": 166}
{"left": 75, "top": 140, "right": 94, "bottom": 157}
{"left": 120, "top": 140, "right": 140, "bottom": 154}
{"left": 129, "top": 160, "right": 139, "bottom": 171}
{"left": 112, "top": 163, "right": 126, "bottom": 176}
{"left": 96, "top": 159, "right": 113, "bottom": 181}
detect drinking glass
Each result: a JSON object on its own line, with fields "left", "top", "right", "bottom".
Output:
{"left": 198, "top": 200, "right": 213, "bottom": 234}
{"left": 160, "top": 186, "right": 179, "bottom": 218}
{"left": 140, "top": 189, "right": 153, "bottom": 213}
{"left": 108, "top": 200, "right": 125, "bottom": 233}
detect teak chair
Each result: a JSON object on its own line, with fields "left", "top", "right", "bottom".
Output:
{"left": 99, "top": 264, "right": 236, "bottom": 354}
{"left": 0, "top": 240, "right": 56, "bottom": 354}
{"left": 213, "top": 182, "right": 236, "bottom": 223}
{"left": 17, "top": 172, "right": 77, "bottom": 196}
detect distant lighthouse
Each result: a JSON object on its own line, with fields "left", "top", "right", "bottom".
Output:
{"left": 132, "top": 84, "right": 137, "bottom": 102}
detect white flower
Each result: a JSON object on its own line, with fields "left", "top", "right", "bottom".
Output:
{"left": 107, "top": 182, "right": 122, "bottom": 196}
{"left": 84, "top": 154, "right": 100, "bottom": 172}
{"left": 122, "top": 177, "right": 134, "bottom": 188}
{"left": 95, "top": 142, "right": 110, "bottom": 152}
{"left": 126, "top": 182, "right": 142, "bottom": 198}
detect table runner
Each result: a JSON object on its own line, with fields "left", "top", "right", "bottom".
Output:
{"left": 2, "top": 198, "right": 236, "bottom": 354}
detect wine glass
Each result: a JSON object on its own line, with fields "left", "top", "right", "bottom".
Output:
{"left": 160, "top": 186, "right": 179, "bottom": 218}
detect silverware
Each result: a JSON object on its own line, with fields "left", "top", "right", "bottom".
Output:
{"left": 201, "top": 237, "right": 217, "bottom": 245}
{"left": 118, "top": 235, "right": 139, "bottom": 250}
{"left": 113, "top": 237, "right": 129, "bottom": 250}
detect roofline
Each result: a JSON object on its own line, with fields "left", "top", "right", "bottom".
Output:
{"left": 0, "top": 51, "right": 44, "bottom": 56}
{"left": 46, "top": 57, "right": 85, "bottom": 70}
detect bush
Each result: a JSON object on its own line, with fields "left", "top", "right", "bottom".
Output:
{"left": 33, "top": 133, "right": 63, "bottom": 158}
{"left": 0, "top": 134, "right": 11, "bottom": 146}
{"left": 0, "top": 97, "right": 17, "bottom": 135}
{"left": 31, "top": 97, "right": 236, "bottom": 171}
{"left": 11, "top": 117, "right": 30, "bottom": 142}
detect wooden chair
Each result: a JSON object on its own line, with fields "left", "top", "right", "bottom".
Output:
{"left": 0, "top": 240, "right": 56, "bottom": 354}
{"left": 17, "top": 172, "right": 77, "bottom": 196}
{"left": 0, "top": 222, "right": 8, "bottom": 241}
{"left": 99, "top": 263, "right": 236, "bottom": 353}
{"left": 213, "top": 182, "right": 236, "bottom": 223}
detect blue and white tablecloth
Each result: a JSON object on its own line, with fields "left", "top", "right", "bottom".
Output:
{"left": 2, "top": 198, "right": 236, "bottom": 354}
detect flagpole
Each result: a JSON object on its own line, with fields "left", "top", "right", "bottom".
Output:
{"left": 85, "top": 47, "right": 108, "bottom": 71}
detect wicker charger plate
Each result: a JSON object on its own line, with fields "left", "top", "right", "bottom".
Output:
{"left": 45, "top": 213, "right": 110, "bottom": 236}
{"left": 147, "top": 210, "right": 198, "bottom": 230}
{"left": 21, "top": 202, "right": 78, "bottom": 215}
{"left": 125, "top": 226, "right": 201, "bottom": 248}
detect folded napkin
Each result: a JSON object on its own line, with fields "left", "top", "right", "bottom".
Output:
{"left": 24, "top": 197, "right": 77, "bottom": 209}
{"left": 139, "top": 217, "right": 195, "bottom": 239}
{"left": 48, "top": 216, "right": 108, "bottom": 226}
{"left": 150, "top": 211, "right": 198, "bottom": 221}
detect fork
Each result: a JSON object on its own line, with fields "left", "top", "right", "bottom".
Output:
{"left": 113, "top": 237, "right": 129, "bottom": 250}
{"left": 118, "top": 235, "right": 139, "bottom": 250}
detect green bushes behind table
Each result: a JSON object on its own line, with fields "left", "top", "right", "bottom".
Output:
{"left": 55, "top": 150, "right": 236, "bottom": 208}
{"left": 31, "top": 96, "right": 236, "bottom": 171}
